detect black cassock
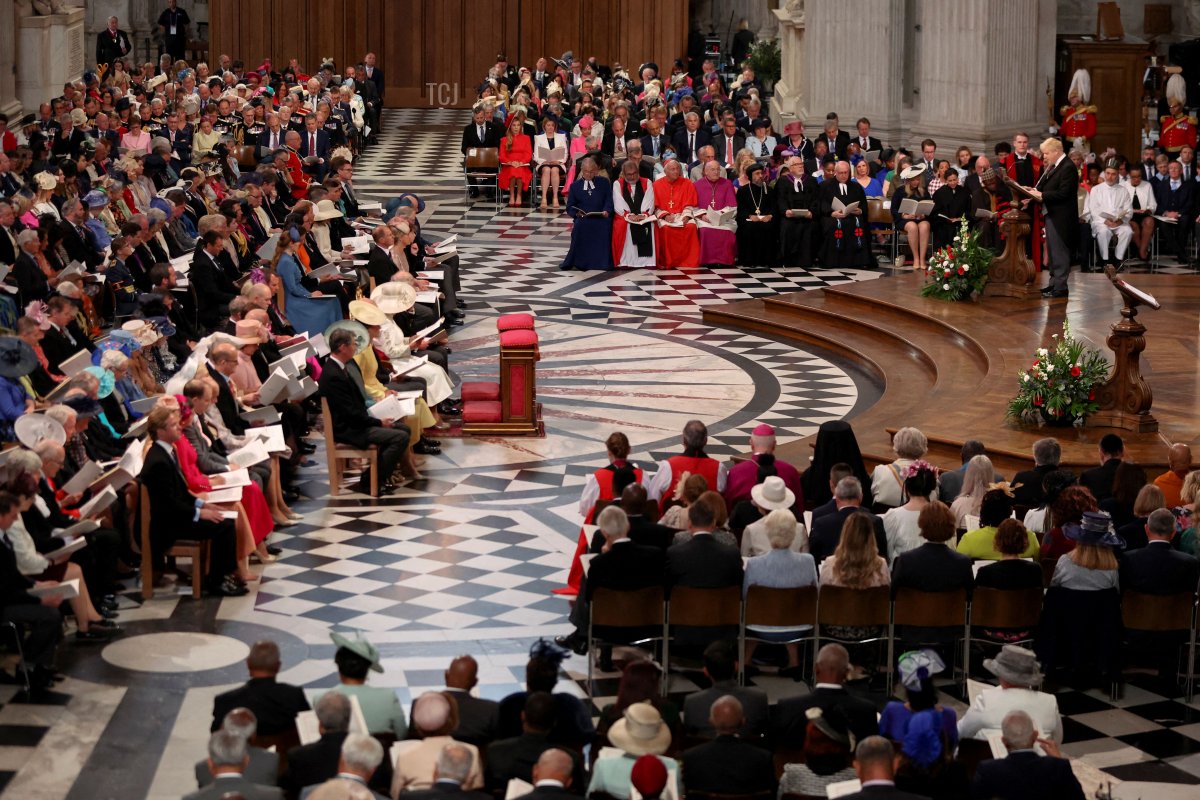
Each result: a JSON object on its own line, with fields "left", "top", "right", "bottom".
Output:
{"left": 931, "top": 184, "right": 972, "bottom": 250}
{"left": 775, "top": 174, "right": 818, "bottom": 267}
{"left": 818, "top": 179, "right": 871, "bottom": 267}
{"left": 735, "top": 182, "right": 779, "bottom": 267}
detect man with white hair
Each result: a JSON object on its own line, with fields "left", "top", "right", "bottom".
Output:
{"left": 970, "top": 710, "right": 1084, "bottom": 800}
{"left": 183, "top": 729, "right": 282, "bottom": 800}
{"left": 282, "top": 692, "right": 394, "bottom": 797}
{"left": 95, "top": 16, "right": 132, "bottom": 69}
{"left": 392, "top": 692, "right": 484, "bottom": 795}
{"left": 555, "top": 505, "right": 666, "bottom": 657}
{"left": 723, "top": 423, "right": 804, "bottom": 511}
{"left": 299, "top": 734, "right": 388, "bottom": 800}
{"left": 196, "top": 708, "right": 279, "bottom": 788}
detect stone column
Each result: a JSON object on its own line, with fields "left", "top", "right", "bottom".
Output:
{"left": 17, "top": 6, "right": 86, "bottom": 112}
{"left": 910, "top": 0, "right": 1057, "bottom": 156}
{"left": 0, "top": 0, "right": 22, "bottom": 118}
{"left": 770, "top": 0, "right": 806, "bottom": 126}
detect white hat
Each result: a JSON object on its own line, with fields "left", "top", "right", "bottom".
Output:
{"left": 121, "top": 319, "right": 159, "bottom": 348}
{"left": 15, "top": 414, "right": 66, "bottom": 449}
{"left": 1166, "top": 73, "right": 1187, "bottom": 107}
{"left": 899, "top": 163, "right": 926, "bottom": 181}
{"left": 312, "top": 199, "right": 343, "bottom": 222}
{"left": 751, "top": 475, "right": 795, "bottom": 511}
{"left": 34, "top": 172, "right": 58, "bottom": 191}
{"left": 369, "top": 281, "right": 416, "bottom": 315}
{"left": 1067, "top": 69, "right": 1091, "bottom": 103}
{"left": 608, "top": 702, "right": 672, "bottom": 756}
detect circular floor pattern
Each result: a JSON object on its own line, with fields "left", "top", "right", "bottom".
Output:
{"left": 102, "top": 632, "right": 251, "bottom": 673}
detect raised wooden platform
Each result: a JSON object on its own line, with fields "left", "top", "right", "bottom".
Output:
{"left": 703, "top": 273, "right": 1200, "bottom": 476}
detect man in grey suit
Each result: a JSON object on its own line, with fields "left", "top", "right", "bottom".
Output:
{"left": 184, "top": 729, "right": 283, "bottom": 800}
{"left": 299, "top": 734, "right": 389, "bottom": 800}
{"left": 195, "top": 708, "right": 279, "bottom": 788}
{"left": 683, "top": 640, "right": 768, "bottom": 738}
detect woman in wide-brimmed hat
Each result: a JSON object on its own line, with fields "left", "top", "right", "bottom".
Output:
{"left": 1050, "top": 510, "right": 1122, "bottom": 590}
{"left": 0, "top": 336, "right": 37, "bottom": 442}
{"left": 589, "top": 701, "right": 678, "bottom": 800}
{"left": 958, "top": 644, "right": 1062, "bottom": 743}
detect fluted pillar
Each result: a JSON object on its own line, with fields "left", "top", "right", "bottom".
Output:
{"left": 0, "top": 0, "right": 21, "bottom": 118}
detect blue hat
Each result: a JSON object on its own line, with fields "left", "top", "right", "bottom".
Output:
{"left": 84, "top": 190, "right": 109, "bottom": 209}
{"left": 84, "top": 366, "right": 116, "bottom": 399}
{"left": 1064, "top": 510, "right": 1124, "bottom": 548}
{"left": 147, "top": 316, "right": 177, "bottom": 338}
{"left": 63, "top": 395, "right": 102, "bottom": 417}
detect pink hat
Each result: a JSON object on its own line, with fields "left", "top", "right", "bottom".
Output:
{"left": 783, "top": 121, "right": 803, "bottom": 136}
{"left": 752, "top": 423, "right": 775, "bottom": 436}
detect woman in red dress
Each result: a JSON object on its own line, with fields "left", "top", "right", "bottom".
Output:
{"left": 498, "top": 113, "right": 533, "bottom": 207}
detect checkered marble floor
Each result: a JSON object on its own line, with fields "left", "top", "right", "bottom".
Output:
{"left": 27, "top": 107, "right": 1194, "bottom": 799}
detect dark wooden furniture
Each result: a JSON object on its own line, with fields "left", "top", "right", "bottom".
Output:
{"left": 1056, "top": 37, "right": 1149, "bottom": 161}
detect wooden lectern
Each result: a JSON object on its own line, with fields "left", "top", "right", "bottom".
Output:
{"left": 983, "top": 177, "right": 1040, "bottom": 298}
{"left": 1088, "top": 266, "right": 1159, "bottom": 433}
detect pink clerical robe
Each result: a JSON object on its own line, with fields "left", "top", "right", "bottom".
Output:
{"left": 693, "top": 176, "right": 738, "bottom": 266}
{"left": 723, "top": 454, "right": 805, "bottom": 512}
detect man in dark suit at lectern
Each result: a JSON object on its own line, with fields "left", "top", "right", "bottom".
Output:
{"left": 1028, "top": 137, "right": 1078, "bottom": 299}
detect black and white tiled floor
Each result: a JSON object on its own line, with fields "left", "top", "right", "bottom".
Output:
{"left": 8, "top": 108, "right": 1193, "bottom": 799}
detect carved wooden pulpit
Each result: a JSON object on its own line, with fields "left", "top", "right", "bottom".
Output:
{"left": 982, "top": 207, "right": 1040, "bottom": 298}
{"left": 1088, "top": 266, "right": 1159, "bottom": 432}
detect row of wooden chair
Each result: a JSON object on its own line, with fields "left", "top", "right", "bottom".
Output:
{"left": 587, "top": 583, "right": 1199, "bottom": 700}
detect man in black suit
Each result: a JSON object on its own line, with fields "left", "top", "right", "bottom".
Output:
{"left": 57, "top": 198, "right": 102, "bottom": 268}
{"left": 259, "top": 113, "right": 287, "bottom": 159}
{"left": 196, "top": 708, "right": 279, "bottom": 789}
{"left": 191, "top": 229, "right": 238, "bottom": 331}
{"left": 852, "top": 118, "right": 883, "bottom": 156}
{"left": 318, "top": 327, "right": 411, "bottom": 495}
{"left": 714, "top": 116, "right": 747, "bottom": 173}
{"left": 297, "top": 733, "right": 392, "bottom": 800}
{"left": 970, "top": 710, "right": 1085, "bottom": 800}
{"left": 282, "top": 692, "right": 393, "bottom": 798}
{"left": 139, "top": 405, "right": 245, "bottom": 596}
{"left": 212, "top": 641, "right": 309, "bottom": 736}
{"left": 772, "top": 642, "right": 878, "bottom": 743}
{"left": 639, "top": 118, "right": 668, "bottom": 160}
{"left": 299, "top": 114, "right": 331, "bottom": 180}
{"left": 772, "top": 644, "right": 878, "bottom": 748}
{"left": 672, "top": 112, "right": 711, "bottom": 165}
{"left": 683, "top": 640, "right": 769, "bottom": 738}
{"left": 485, "top": 692, "right": 586, "bottom": 795}
{"left": 1011, "top": 437, "right": 1062, "bottom": 510}
{"left": 1080, "top": 433, "right": 1124, "bottom": 503}
{"left": 817, "top": 114, "right": 851, "bottom": 161}
{"left": 666, "top": 500, "right": 743, "bottom": 648}
{"left": 14, "top": 232, "right": 52, "bottom": 306}
{"left": 1119, "top": 508, "right": 1200, "bottom": 691}
{"left": 184, "top": 730, "right": 283, "bottom": 800}
{"left": 510, "top": 749, "right": 578, "bottom": 800}
{"left": 1029, "top": 137, "right": 1080, "bottom": 297}
{"left": 556, "top": 505, "right": 666, "bottom": 655}
{"left": 205, "top": 342, "right": 250, "bottom": 436}
{"left": 442, "top": 655, "right": 500, "bottom": 747}
{"left": 808, "top": 477, "right": 887, "bottom": 566}
{"left": 601, "top": 117, "right": 637, "bottom": 163}
{"left": 95, "top": 15, "right": 132, "bottom": 68}
{"left": 620, "top": 484, "right": 676, "bottom": 550}
{"left": 365, "top": 225, "right": 398, "bottom": 287}
{"left": 362, "top": 52, "right": 385, "bottom": 102}
{"left": 1153, "top": 160, "right": 1196, "bottom": 265}
{"left": 839, "top": 736, "right": 929, "bottom": 800}
{"left": 461, "top": 105, "right": 501, "bottom": 197}
{"left": 682, "top": 696, "right": 775, "bottom": 795}
{"left": 0, "top": 200, "right": 21, "bottom": 265}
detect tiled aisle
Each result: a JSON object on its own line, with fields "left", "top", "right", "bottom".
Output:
{"left": 6, "top": 109, "right": 1194, "bottom": 800}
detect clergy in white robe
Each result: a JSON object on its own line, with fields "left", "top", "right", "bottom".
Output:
{"left": 611, "top": 160, "right": 657, "bottom": 268}
{"left": 1084, "top": 162, "right": 1133, "bottom": 266}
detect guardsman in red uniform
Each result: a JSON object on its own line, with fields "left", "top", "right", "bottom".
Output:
{"left": 555, "top": 432, "right": 645, "bottom": 595}
{"left": 1159, "top": 73, "right": 1198, "bottom": 155}
{"left": 1060, "top": 69, "right": 1097, "bottom": 153}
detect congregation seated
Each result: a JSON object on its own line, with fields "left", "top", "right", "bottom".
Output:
{"left": 772, "top": 644, "right": 879, "bottom": 749}
{"left": 595, "top": 660, "right": 680, "bottom": 751}
{"left": 882, "top": 461, "right": 939, "bottom": 565}
{"left": 318, "top": 632, "right": 407, "bottom": 739}
{"left": 948, "top": 454, "right": 998, "bottom": 529}
{"left": 974, "top": 520, "right": 1045, "bottom": 592}
{"left": 284, "top": 691, "right": 393, "bottom": 799}
{"left": 870, "top": 427, "right": 931, "bottom": 510}
{"left": 1049, "top": 510, "right": 1121, "bottom": 591}
{"left": 398, "top": 743, "right": 489, "bottom": 800}
{"left": 588, "top": 702, "right": 679, "bottom": 800}
{"left": 439, "top": 655, "right": 500, "bottom": 748}
{"left": 957, "top": 488, "right": 1040, "bottom": 561}
{"left": 680, "top": 696, "right": 776, "bottom": 796}
{"left": 497, "top": 641, "right": 595, "bottom": 749}
{"left": 683, "top": 640, "right": 769, "bottom": 738}
{"left": 486, "top": 691, "right": 586, "bottom": 796}
{"left": 212, "top": 640, "right": 311, "bottom": 736}
{"left": 299, "top": 735, "right": 390, "bottom": 800}
{"left": 742, "top": 511, "right": 816, "bottom": 677}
